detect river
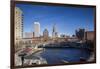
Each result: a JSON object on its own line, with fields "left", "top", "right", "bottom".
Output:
{"left": 38, "top": 48, "right": 91, "bottom": 64}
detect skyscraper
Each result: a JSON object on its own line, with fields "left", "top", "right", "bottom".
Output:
{"left": 43, "top": 28, "right": 49, "bottom": 38}
{"left": 34, "top": 21, "right": 40, "bottom": 37}
{"left": 15, "top": 7, "right": 23, "bottom": 44}
{"left": 52, "top": 24, "right": 58, "bottom": 38}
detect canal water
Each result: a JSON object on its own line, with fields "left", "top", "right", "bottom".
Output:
{"left": 39, "top": 48, "right": 91, "bottom": 64}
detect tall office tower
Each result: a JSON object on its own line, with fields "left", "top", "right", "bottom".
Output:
{"left": 43, "top": 28, "right": 49, "bottom": 38}
{"left": 15, "top": 7, "right": 23, "bottom": 44}
{"left": 52, "top": 24, "right": 58, "bottom": 38}
{"left": 34, "top": 21, "right": 40, "bottom": 37}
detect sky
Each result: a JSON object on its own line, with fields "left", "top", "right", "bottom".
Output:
{"left": 16, "top": 3, "right": 95, "bottom": 36}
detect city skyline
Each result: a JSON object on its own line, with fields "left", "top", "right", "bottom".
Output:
{"left": 16, "top": 3, "right": 95, "bottom": 36}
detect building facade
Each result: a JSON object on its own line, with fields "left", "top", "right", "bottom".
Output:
{"left": 43, "top": 28, "right": 49, "bottom": 41}
{"left": 43, "top": 29, "right": 49, "bottom": 38}
{"left": 34, "top": 22, "right": 40, "bottom": 37}
{"left": 75, "top": 28, "right": 85, "bottom": 40}
{"left": 85, "top": 31, "right": 94, "bottom": 41}
{"left": 15, "top": 7, "right": 23, "bottom": 44}
{"left": 52, "top": 24, "right": 58, "bottom": 38}
{"left": 24, "top": 32, "right": 33, "bottom": 38}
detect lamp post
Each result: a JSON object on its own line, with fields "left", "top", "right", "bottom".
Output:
{"left": 19, "top": 53, "right": 27, "bottom": 66}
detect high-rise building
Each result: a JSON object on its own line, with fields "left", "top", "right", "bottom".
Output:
{"left": 43, "top": 28, "right": 49, "bottom": 38}
{"left": 52, "top": 24, "right": 58, "bottom": 38}
{"left": 75, "top": 28, "right": 85, "bottom": 40}
{"left": 15, "top": 7, "right": 23, "bottom": 44}
{"left": 34, "top": 22, "right": 40, "bottom": 37}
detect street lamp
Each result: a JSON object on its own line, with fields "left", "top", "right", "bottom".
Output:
{"left": 18, "top": 53, "right": 27, "bottom": 66}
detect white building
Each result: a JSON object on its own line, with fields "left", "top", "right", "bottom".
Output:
{"left": 14, "top": 7, "right": 23, "bottom": 44}
{"left": 34, "top": 22, "right": 40, "bottom": 37}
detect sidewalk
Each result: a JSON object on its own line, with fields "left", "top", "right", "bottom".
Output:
{"left": 15, "top": 47, "right": 43, "bottom": 66}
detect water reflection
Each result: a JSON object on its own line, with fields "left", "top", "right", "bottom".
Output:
{"left": 21, "top": 48, "right": 92, "bottom": 65}
{"left": 39, "top": 48, "right": 91, "bottom": 64}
